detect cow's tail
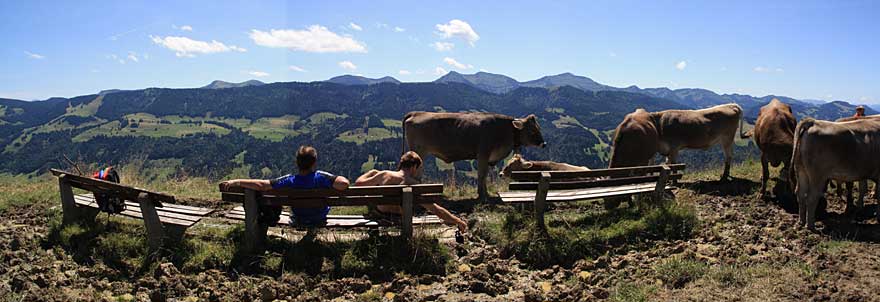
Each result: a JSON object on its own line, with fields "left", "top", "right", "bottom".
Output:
{"left": 739, "top": 114, "right": 753, "bottom": 139}
{"left": 790, "top": 118, "right": 815, "bottom": 186}
{"left": 401, "top": 112, "right": 414, "bottom": 155}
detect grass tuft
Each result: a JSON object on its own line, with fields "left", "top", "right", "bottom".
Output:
{"left": 654, "top": 256, "right": 708, "bottom": 288}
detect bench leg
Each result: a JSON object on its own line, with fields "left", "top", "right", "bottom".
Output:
{"left": 534, "top": 172, "right": 550, "bottom": 232}
{"left": 401, "top": 187, "right": 414, "bottom": 240}
{"left": 243, "top": 189, "right": 266, "bottom": 257}
{"left": 653, "top": 165, "right": 672, "bottom": 204}
{"left": 138, "top": 193, "right": 165, "bottom": 254}
{"left": 59, "top": 177, "right": 82, "bottom": 225}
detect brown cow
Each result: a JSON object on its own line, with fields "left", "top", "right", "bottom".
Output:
{"left": 791, "top": 118, "right": 880, "bottom": 229}
{"left": 499, "top": 154, "right": 590, "bottom": 178}
{"left": 831, "top": 114, "right": 880, "bottom": 208}
{"left": 402, "top": 112, "right": 546, "bottom": 201}
{"left": 740, "top": 99, "right": 797, "bottom": 198}
{"left": 608, "top": 103, "right": 743, "bottom": 180}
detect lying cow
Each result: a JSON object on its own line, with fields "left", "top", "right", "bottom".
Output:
{"left": 740, "top": 99, "right": 797, "bottom": 198}
{"left": 499, "top": 154, "right": 590, "bottom": 178}
{"left": 608, "top": 103, "right": 743, "bottom": 180}
{"left": 403, "top": 111, "right": 546, "bottom": 201}
{"left": 791, "top": 118, "right": 880, "bottom": 229}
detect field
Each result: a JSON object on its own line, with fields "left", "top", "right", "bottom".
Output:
{"left": 1, "top": 161, "right": 880, "bottom": 301}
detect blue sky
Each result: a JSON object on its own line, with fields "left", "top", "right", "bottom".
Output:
{"left": 1, "top": 0, "right": 877, "bottom": 104}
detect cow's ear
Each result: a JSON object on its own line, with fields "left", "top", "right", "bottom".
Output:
{"left": 512, "top": 119, "right": 525, "bottom": 129}
{"left": 527, "top": 114, "right": 537, "bottom": 121}
{"left": 522, "top": 162, "right": 533, "bottom": 169}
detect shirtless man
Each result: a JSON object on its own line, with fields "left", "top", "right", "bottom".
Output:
{"left": 355, "top": 151, "right": 468, "bottom": 232}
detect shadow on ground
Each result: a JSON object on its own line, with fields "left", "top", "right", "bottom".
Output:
{"left": 686, "top": 176, "right": 759, "bottom": 197}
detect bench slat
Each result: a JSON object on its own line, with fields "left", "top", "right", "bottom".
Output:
{"left": 51, "top": 169, "right": 175, "bottom": 203}
{"left": 221, "top": 193, "right": 443, "bottom": 206}
{"left": 219, "top": 184, "right": 444, "bottom": 198}
{"left": 74, "top": 195, "right": 202, "bottom": 225}
{"left": 509, "top": 173, "right": 682, "bottom": 191}
{"left": 499, "top": 184, "right": 675, "bottom": 203}
{"left": 73, "top": 196, "right": 196, "bottom": 227}
{"left": 223, "top": 212, "right": 442, "bottom": 228}
{"left": 509, "top": 164, "right": 686, "bottom": 181}
{"left": 74, "top": 194, "right": 211, "bottom": 219}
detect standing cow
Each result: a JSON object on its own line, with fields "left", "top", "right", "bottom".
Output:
{"left": 791, "top": 118, "right": 880, "bottom": 229}
{"left": 740, "top": 99, "right": 797, "bottom": 198}
{"left": 608, "top": 103, "right": 743, "bottom": 180}
{"left": 402, "top": 112, "right": 546, "bottom": 201}
{"left": 832, "top": 115, "right": 880, "bottom": 205}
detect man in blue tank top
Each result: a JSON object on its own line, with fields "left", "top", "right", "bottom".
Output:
{"left": 221, "top": 145, "right": 350, "bottom": 226}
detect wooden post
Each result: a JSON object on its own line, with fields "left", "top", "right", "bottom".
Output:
{"left": 534, "top": 172, "right": 551, "bottom": 230}
{"left": 401, "top": 187, "right": 414, "bottom": 239}
{"left": 243, "top": 188, "right": 265, "bottom": 256}
{"left": 138, "top": 192, "right": 165, "bottom": 253}
{"left": 653, "top": 164, "right": 672, "bottom": 203}
{"left": 58, "top": 175, "right": 80, "bottom": 225}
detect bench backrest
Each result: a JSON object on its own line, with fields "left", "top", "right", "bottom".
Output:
{"left": 219, "top": 184, "right": 444, "bottom": 208}
{"left": 50, "top": 169, "right": 175, "bottom": 204}
{"left": 507, "top": 164, "right": 686, "bottom": 191}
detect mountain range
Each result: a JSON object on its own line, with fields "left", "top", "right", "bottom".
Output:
{"left": 0, "top": 72, "right": 873, "bottom": 178}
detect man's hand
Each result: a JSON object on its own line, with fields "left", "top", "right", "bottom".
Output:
{"left": 456, "top": 219, "right": 468, "bottom": 233}
{"left": 219, "top": 180, "right": 236, "bottom": 191}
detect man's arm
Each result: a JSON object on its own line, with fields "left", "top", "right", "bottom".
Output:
{"left": 421, "top": 203, "right": 468, "bottom": 232}
{"left": 220, "top": 179, "right": 273, "bottom": 191}
{"left": 333, "top": 176, "right": 350, "bottom": 191}
{"left": 354, "top": 170, "right": 382, "bottom": 186}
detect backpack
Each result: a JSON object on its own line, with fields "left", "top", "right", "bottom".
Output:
{"left": 92, "top": 167, "right": 126, "bottom": 214}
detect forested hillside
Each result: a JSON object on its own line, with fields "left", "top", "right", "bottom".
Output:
{"left": 0, "top": 77, "right": 871, "bottom": 182}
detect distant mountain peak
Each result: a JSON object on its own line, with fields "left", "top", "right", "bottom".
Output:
{"left": 434, "top": 71, "right": 519, "bottom": 94}
{"left": 325, "top": 75, "right": 400, "bottom": 85}
{"left": 202, "top": 80, "right": 265, "bottom": 89}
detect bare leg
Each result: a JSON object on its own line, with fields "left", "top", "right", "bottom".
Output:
{"left": 760, "top": 154, "right": 769, "bottom": 199}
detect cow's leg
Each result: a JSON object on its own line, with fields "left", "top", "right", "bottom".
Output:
{"left": 844, "top": 181, "right": 855, "bottom": 215}
{"left": 858, "top": 179, "right": 868, "bottom": 208}
{"left": 477, "top": 156, "right": 489, "bottom": 202}
{"left": 796, "top": 170, "right": 811, "bottom": 227}
{"left": 760, "top": 154, "right": 769, "bottom": 199}
{"left": 805, "top": 184, "right": 823, "bottom": 230}
{"left": 721, "top": 140, "right": 734, "bottom": 181}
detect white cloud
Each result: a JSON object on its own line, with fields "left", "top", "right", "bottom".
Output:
{"left": 434, "top": 66, "right": 448, "bottom": 75}
{"left": 249, "top": 26, "right": 367, "bottom": 53}
{"left": 127, "top": 51, "right": 139, "bottom": 62}
{"left": 754, "top": 66, "right": 784, "bottom": 73}
{"left": 430, "top": 42, "right": 454, "bottom": 51}
{"left": 107, "top": 54, "right": 125, "bottom": 64}
{"left": 349, "top": 22, "right": 363, "bottom": 31}
{"left": 248, "top": 71, "right": 270, "bottom": 77}
{"left": 443, "top": 57, "right": 472, "bottom": 70}
{"left": 338, "top": 60, "right": 357, "bottom": 70}
{"left": 150, "top": 35, "right": 246, "bottom": 57}
{"left": 289, "top": 65, "right": 307, "bottom": 72}
{"left": 180, "top": 25, "right": 193, "bottom": 31}
{"left": 675, "top": 61, "right": 687, "bottom": 71}
{"left": 24, "top": 51, "right": 45, "bottom": 59}
{"left": 394, "top": 26, "right": 405, "bottom": 32}
{"left": 398, "top": 70, "right": 411, "bottom": 75}
{"left": 436, "top": 19, "right": 479, "bottom": 46}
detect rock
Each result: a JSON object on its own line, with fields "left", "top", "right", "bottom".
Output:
{"left": 578, "top": 271, "right": 592, "bottom": 282}
{"left": 384, "top": 292, "right": 396, "bottom": 300}
{"left": 260, "top": 284, "right": 276, "bottom": 301}
{"left": 457, "top": 264, "right": 471, "bottom": 273}
{"left": 538, "top": 281, "right": 552, "bottom": 293}
{"left": 154, "top": 263, "right": 179, "bottom": 279}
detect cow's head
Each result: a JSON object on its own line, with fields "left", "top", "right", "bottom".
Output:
{"left": 608, "top": 109, "right": 659, "bottom": 168}
{"left": 499, "top": 154, "right": 532, "bottom": 177}
{"left": 513, "top": 114, "right": 546, "bottom": 148}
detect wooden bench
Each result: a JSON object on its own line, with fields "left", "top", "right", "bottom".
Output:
{"left": 498, "top": 164, "right": 686, "bottom": 228}
{"left": 219, "top": 184, "right": 446, "bottom": 256}
{"left": 50, "top": 169, "right": 214, "bottom": 251}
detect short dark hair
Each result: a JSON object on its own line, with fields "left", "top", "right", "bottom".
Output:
{"left": 398, "top": 151, "right": 422, "bottom": 170}
{"left": 296, "top": 145, "right": 318, "bottom": 171}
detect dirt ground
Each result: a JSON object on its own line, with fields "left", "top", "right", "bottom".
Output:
{"left": 3, "top": 167, "right": 880, "bottom": 301}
